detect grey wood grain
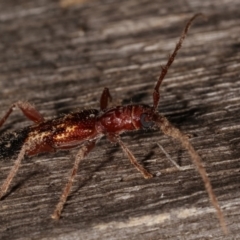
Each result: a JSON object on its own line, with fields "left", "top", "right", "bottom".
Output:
{"left": 0, "top": 0, "right": 240, "bottom": 239}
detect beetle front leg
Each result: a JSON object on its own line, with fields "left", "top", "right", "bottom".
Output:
{"left": 116, "top": 137, "right": 153, "bottom": 179}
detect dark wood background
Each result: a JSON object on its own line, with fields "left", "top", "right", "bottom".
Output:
{"left": 0, "top": 0, "right": 240, "bottom": 239}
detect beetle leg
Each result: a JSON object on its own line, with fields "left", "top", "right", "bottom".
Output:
{"left": 0, "top": 101, "right": 45, "bottom": 128}
{"left": 100, "top": 87, "right": 112, "bottom": 111}
{"left": 0, "top": 142, "right": 28, "bottom": 199}
{"left": 51, "top": 140, "right": 96, "bottom": 220}
{"left": 116, "top": 137, "right": 153, "bottom": 179}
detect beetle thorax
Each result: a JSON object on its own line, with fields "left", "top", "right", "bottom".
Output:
{"left": 95, "top": 105, "right": 154, "bottom": 134}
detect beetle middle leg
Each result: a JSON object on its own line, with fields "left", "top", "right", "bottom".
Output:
{"left": 52, "top": 140, "right": 96, "bottom": 220}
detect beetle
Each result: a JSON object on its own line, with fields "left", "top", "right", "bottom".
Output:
{"left": 0, "top": 14, "right": 227, "bottom": 233}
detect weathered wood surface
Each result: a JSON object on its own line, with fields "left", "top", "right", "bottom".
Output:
{"left": 0, "top": 0, "right": 240, "bottom": 239}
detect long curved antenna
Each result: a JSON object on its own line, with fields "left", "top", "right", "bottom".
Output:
{"left": 154, "top": 113, "right": 228, "bottom": 234}
{"left": 153, "top": 13, "right": 204, "bottom": 110}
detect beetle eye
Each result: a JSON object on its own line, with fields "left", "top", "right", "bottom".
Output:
{"left": 140, "top": 113, "right": 154, "bottom": 128}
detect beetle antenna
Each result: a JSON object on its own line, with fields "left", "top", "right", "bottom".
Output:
{"left": 153, "top": 113, "right": 228, "bottom": 234}
{"left": 153, "top": 13, "right": 204, "bottom": 110}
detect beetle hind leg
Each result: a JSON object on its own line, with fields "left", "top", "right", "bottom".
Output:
{"left": 0, "top": 142, "right": 27, "bottom": 199}
{"left": 0, "top": 101, "right": 45, "bottom": 129}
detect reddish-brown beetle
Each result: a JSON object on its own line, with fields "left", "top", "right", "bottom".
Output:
{"left": 0, "top": 14, "right": 227, "bottom": 233}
